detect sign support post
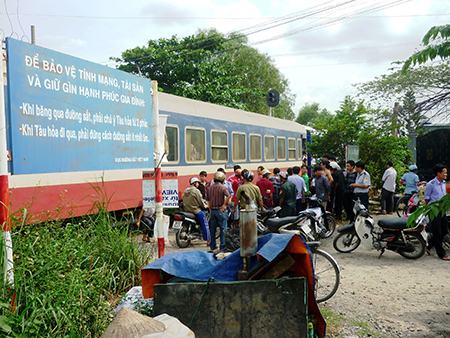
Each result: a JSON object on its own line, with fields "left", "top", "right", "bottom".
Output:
{"left": 152, "top": 81, "right": 164, "bottom": 257}
{"left": 0, "top": 32, "right": 14, "bottom": 288}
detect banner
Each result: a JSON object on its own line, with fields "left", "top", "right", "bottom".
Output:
{"left": 143, "top": 171, "right": 179, "bottom": 209}
{"left": 6, "top": 38, "right": 154, "bottom": 174}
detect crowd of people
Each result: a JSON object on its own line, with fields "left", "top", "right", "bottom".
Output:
{"left": 181, "top": 156, "right": 370, "bottom": 252}
{"left": 180, "top": 157, "right": 448, "bottom": 259}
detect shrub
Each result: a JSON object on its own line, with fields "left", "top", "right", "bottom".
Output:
{"left": 0, "top": 210, "right": 152, "bottom": 337}
{"left": 358, "top": 130, "right": 411, "bottom": 189}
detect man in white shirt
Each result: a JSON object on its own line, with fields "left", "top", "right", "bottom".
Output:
{"left": 288, "top": 166, "right": 306, "bottom": 212}
{"left": 381, "top": 160, "right": 397, "bottom": 214}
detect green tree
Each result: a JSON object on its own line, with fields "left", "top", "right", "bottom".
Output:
{"left": 295, "top": 103, "right": 330, "bottom": 126}
{"left": 358, "top": 129, "right": 410, "bottom": 188}
{"left": 309, "top": 96, "right": 367, "bottom": 160}
{"left": 308, "top": 96, "right": 412, "bottom": 188}
{"left": 401, "top": 90, "right": 423, "bottom": 133}
{"left": 359, "top": 25, "right": 450, "bottom": 126}
{"left": 114, "top": 29, "right": 295, "bottom": 119}
{"left": 403, "top": 24, "right": 450, "bottom": 70}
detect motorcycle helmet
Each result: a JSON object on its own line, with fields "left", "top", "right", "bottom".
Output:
{"left": 409, "top": 164, "right": 418, "bottom": 171}
{"left": 189, "top": 177, "right": 200, "bottom": 185}
{"left": 214, "top": 171, "right": 226, "bottom": 182}
{"left": 242, "top": 170, "right": 254, "bottom": 182}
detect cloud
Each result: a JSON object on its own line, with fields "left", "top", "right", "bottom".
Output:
{"left": 140, "top": 1, "right": 197, "bottom": 25}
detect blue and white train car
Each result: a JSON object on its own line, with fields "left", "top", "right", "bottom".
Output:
{"left": 159, "top": 92, "right": 307, "bottom": 189}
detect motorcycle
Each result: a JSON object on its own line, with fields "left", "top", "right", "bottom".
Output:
{"left": 297, "top": 197, "right": 336, "bottom": 240}
{"left": 424, "top": 213, "right": 450, "bottom": 250}
{"left": 173, "top": 208, "right": 222, "bottom": 248}
{"left": 258, "top": 197, "right": 336, "bottom": 241}
{"left": 333, "top": 199, "right": 426, "bottom": 259}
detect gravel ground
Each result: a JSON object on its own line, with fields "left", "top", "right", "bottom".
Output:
{"left": 145, "top": 216, "right": 450, "bottom": 338}
{"left": 320, "top": 216, "right": 450, "bottom": 338}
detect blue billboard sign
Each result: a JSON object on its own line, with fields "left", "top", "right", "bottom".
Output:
{"left": 6, "top": 38, "right": 154, "bottom": 174}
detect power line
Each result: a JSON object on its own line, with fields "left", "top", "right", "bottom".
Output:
{"left": 278, "top": 60, "right": 384, "bottom": 68}
{"left": 3, "top": 0, "right": 17, "bottom": 38}
{"left": 16, "top": 0, "right": 29, "bottom": 41}
{"left": 1, "top": 12, "right": 448, "bottom": 20}
{"left": 104, "top": 0, "right": 357, "bottom": 66}
{"left": 235, "top": 0, "right": 336, "bottom": 34}
{"left": 196, "top": 0, "right": 412, "bottom": 62}
{"left": 270, "top": 41, "right": 418, "bottom": 57}
{"left": 251, "top": 0, "right": 411, "bottom": 46}
{"left": 242, "top": 0, "right": 357, "bottom": 37}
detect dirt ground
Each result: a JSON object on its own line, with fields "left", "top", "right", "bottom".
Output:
{"left": 147, "top": 216, "right": 450, "bottom": 338}
{"left": 320, "top": 231, "right": 450, "bottom": 338}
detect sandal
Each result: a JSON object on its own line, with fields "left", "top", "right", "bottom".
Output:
{"left": 441, "top": 256, "right": 450, "bottom": 261}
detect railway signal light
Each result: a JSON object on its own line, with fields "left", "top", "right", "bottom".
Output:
{"left": 266, "top": 89, "right": 280, "bottom": 107}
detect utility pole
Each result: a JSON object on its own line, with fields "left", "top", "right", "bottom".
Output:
{"left": 0, "top": 32, "right": 14, "bottom": 288}
{"left": 31, "top": 25, "right": 36, "bottom": 44}
{"left": 152, "top": 81, "right": 164, "bottom": 257}
{"left": 392, "top": 102, "right": 402, "bottom": 137}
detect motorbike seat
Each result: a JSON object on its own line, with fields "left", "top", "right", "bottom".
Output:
{"left": 299, "top": 210, "right": 316, "bottom": 218}
{"left": 378, "top": 218, "right": 407, "bottom": 230}
{"left": 265, "top": 216, "right": 299, "bottom": 232}
{"left": 178, "top": 211, "right": 196, "bottom": 220}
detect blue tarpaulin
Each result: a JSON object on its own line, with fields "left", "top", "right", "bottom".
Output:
{"left": 141, "top": 233, "right": 327, "bottom": 337}
{"left": 142, "top": 233, "right": 295, "bottom": 281}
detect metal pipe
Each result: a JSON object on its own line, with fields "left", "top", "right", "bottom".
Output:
{"left": 239, "top": 208, "right": 257, "bottom": 257}
{"left": 31, "top": 25, "right": 35, "bottom": 44}
{"left": 152, "top": 80, "right": 164, "bottom": 257}
{"left": 0, "top": 32, "right": 14, "bottom": 287}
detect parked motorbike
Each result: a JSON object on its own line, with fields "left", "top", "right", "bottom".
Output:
{"left": 333, "top": 199, "right": 426, "bottom": 259}
{"left": 257, "top": 197, "right": 336, "bottom": 241}
{"left": 173, "top": 207, "right": 221, "bottom": 248}
{"left": 297, "top": 197, "right": 336, "bottom": 240}
{"left": 424, "top": 213, "right": 450, "bottom": 250}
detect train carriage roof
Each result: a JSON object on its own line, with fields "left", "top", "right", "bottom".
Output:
{"left": 159, "top": 92, "right": 307, "bottom": 134}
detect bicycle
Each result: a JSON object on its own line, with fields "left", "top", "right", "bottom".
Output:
{"left": 395, "top": 192, "right": 420, "bottom": 217}
{"left": 307, "top": 241, "right": 340, "bottom": 303}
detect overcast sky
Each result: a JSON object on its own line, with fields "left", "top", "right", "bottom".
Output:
{"left": 1, "top": 0, "right": 449, "bottom": 114}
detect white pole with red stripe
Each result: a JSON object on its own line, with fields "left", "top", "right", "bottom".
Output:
{"left": 0, "top": 33, "right": 14, "bottom": 287}
{"left": 152, "top": 81, "right": 164, "bottom": 257}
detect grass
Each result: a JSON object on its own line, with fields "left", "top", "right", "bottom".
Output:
{"left": 321, "top": 305, "right": 392, "bottom": 338}
{"left": 350, "top": 320, "right": 391, "bottom": 338}
{"left": 0, "top": 209, "right": 152, "bottom": 337}
{"left": 320, "top": 306, "right": 346, "bottom": 337}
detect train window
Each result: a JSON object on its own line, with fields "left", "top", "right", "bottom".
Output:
{"left": 264, "top": 136, "right": 275, "bottom": 161}
{"left": 288, "top": 138, "right": 296, "bottom": 160}
{"left": 165, "top": 125, "right": 179, "bottom": 163}
{"left": 297, "top": 139, "right": 303, "bottom": 159}
{"left": 250, "top": 134, "right": 262, "bottom": 161}
{"left": 211, "top": 130, "right": 228, "bottom": 162}
{"left": 232, "top": 132, "right": 246, "bottom": 161}
{"left": 277, "top": 137, "right": 286, "bottom": 160}
{"left": 185, "top": 128, "right": 206, "bottom": 163}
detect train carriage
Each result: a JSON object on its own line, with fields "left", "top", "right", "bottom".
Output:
{"left": 9, "top": 92, "right": 308, "bottom": 222}
{"left": 160, "top": 93, "right": 307, "bottom": 187}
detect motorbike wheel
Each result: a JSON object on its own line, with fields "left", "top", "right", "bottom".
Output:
{"left": 398, "top": 233, "right": 425, "bottom": 259}
{"left": 333, "top": 232, "right": 361, "bottom": 253}
{"left": 175, "top": 223, "right": 191, "bottom": 248}
{"left": 395, "top": 196, "right": 409, "bottom": 217}
{"left": 322, "top": 214, "right": 336, "bottom": 238}
{"left": 312, "top": 248, "right": 340, "bottom": 303}
{"left": 443, "top": 234, "right": 450, "bottom": 250}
